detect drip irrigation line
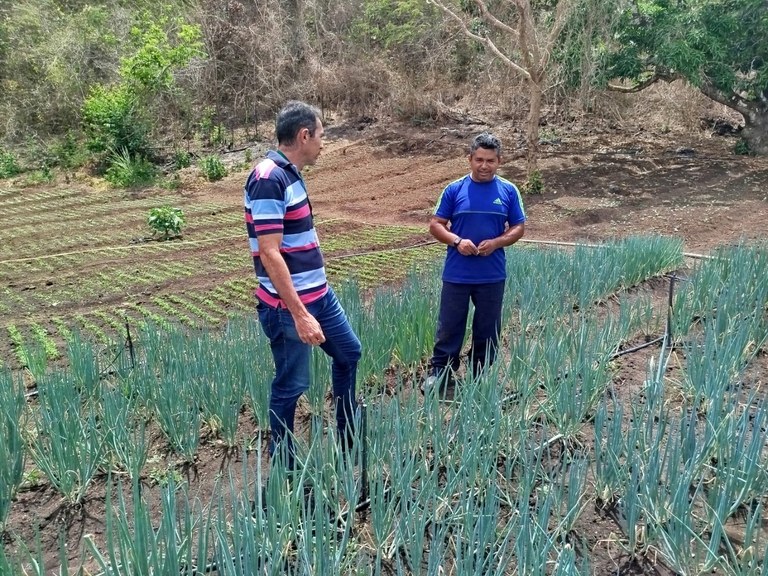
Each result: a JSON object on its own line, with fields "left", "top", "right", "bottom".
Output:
{"left": 610, "top": 336, "right": 665, "bottom": 359}
{"left": 23, "top": 320, "right": 135, "bottom": 400}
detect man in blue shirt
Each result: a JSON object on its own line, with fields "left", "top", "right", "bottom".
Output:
{"left": 423, "top": 132, "right": 526, "bottom": 393}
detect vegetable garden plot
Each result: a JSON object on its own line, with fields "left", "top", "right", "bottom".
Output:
{"left": 10, "top": 236, "right": 765, "bottom": 574}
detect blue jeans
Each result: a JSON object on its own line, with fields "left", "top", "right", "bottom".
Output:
{"left": 429, "top": 280, "right": 505, "bottom": 378}
{"left": 257, "top": 287, "right": 361, "bottom": 469}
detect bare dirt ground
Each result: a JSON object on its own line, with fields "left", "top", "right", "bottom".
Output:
{"left": 4, "top": 114, "right": 768, "bottom": 574}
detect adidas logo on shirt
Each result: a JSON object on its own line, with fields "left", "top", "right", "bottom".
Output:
{"left": 493, "top": 198, "right": 503, "bottom": 205}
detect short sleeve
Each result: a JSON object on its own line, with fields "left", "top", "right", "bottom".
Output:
{"left": 507, "top": 183, "right": 526, "bottom": 225}
{"left": 246, "top": 174, "right": 287, "bottom": 236}
{"left": 434, "top": 182, "right": 457, "bottom": 220}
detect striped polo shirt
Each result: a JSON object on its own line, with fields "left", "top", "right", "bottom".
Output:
{"left": 244, "top": 150, "right": 327, "bottom": 308}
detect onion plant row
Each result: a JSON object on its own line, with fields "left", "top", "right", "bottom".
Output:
{"left": 8, "top": 237, "right": 768, "bottom": 574}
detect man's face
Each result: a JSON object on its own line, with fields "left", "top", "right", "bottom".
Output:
{"left": 302, "top": 118, "right": 324, "bottom": 166}
{"left": 468, "top": 147, "right": 500, "bottom": 182}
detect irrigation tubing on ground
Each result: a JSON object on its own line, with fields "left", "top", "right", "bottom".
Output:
{"left": 609, "top": 273, "right": 685, "bottom": 359}
{"left": 23, "top": 320, "right": 136, "bottom": 400}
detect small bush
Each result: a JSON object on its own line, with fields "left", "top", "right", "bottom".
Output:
{"left": 172, "top": 149, "right": 192, "bottom": 170}
{"left": 82, "top": 84, "right": 150, "bottom": 158}
{"left": 0, "top": 149, "right": 21, "bottom": 179}
{"left": 523, "top": 170, "right": 545, "bottom": 195}
{"left": 52, "top": 133, "right": 87, "bottom": 171}
{"left": 23, "top": 166, "right": 54, "bottom": 186}
{"left": 147, "top": 206, "right": 185, "bottom": 239}
{"left": 105, "top": 148, "right": 156, "bottom": 188}
{"left": 733, "top": 139, "right": 752, "bottom": 156}
{"left": 199, "top": 155, "right": 227, "bottom": 181}
{"left": 159, "top": 173, "right": 181, "bottom": 190}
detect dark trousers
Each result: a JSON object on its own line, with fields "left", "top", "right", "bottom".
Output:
{"left": 257, "top": 287, "right": 361, "bottom": 469}
{"left": 429, "top": 280, "right": 505, "bottom": 378}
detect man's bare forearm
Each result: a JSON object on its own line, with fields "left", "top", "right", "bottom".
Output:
{"left": 497, "top": 223, "right": 525, "bottom": 247}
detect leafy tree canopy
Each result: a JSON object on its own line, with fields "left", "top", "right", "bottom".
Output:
{"left": 606, "top": 0, "right": 767, "bottom": 110}
{"left": 604, "top": 0, "right": 768, "bottom": 153}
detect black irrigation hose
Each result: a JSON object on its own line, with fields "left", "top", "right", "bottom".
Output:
{"left": 23, "top": 319, "right": 136, "bottom": 400}
{"left": 610, "top": 272, "right": 680, "bottom": 360}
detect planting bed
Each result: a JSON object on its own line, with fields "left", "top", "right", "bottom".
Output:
{"left": 0, "top": 117, "right": 767, "bottom": 575}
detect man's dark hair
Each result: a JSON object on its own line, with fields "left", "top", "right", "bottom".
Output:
{"left": 275, "top": 101, "right": 321, "bottom": 145}
{"left": 469, "top": 132, "right": 502, "bottom": 157}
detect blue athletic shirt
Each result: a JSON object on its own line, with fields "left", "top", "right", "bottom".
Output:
{"left": 434, "top": 174, "right": 526, "bottom": 284}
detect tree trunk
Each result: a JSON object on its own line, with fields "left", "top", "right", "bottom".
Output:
{"left": 699, "top": 81, "right": 768, "bottom": 155}
{"left": 525, "top": 77, "right": 543, "bottom": 175}
{"left": 285, "top": 0, "right": 309, "bottom": 71}
{"left": 743, "top": 105, "right": 768, "bottom": 155}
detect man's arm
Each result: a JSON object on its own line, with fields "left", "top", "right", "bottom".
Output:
{"left": 477, "top": 222, "right": 525, "bottom": 257}
{"left": 258, "top": 233, "right": 325, "bottom": 345}
{"left": 429, "top": 215, "right": 478, "bottom": 256}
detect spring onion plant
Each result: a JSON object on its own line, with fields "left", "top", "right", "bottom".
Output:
{"left": 592, "top": 396, "right": 630, "bottom": 504}
{"left": 99, "top": 386, "right": 148, "bottom": 480}
{"left": 224, "top": 317, "right": 273, "bottom": 429}
{"left": 186, "top": 335, "right": 247, "bottom": 447}
{"left": 66, "top": 329, "right": 101, "bottom": 398}
{"left": 684, "top": 307, "right": 763, "bottom": 413}
{"left": 151, "top": 371, "right": 201, "bottom": 462}
{"left": 213, "top": 451, "right": 299, "bottom": 576}
{"left": 536, "top": 312, "right": 625, "bottom": 439}
{"left": 706, "top": 396, "right": 768, "bottom": 519}
{"left": 29, "top": 372, "right": 106, "bottom": 505}
{"left": 86, "top": 476, "right": 208, "bottom": 575}
{"left": 0, "top": 370, "right": 25, "bottom": 531}
{"left": 673, "top": 242, "right": 768, "bottom": 340}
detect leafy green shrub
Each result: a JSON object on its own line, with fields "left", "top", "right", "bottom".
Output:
{"left": 147, "top": 206, "right": 185, "bottom": 239}
{"left": 82, "top": 84, "right": 150, "bottom": 158}
{"left": 159, "top": 174, "right": 182, "bottom": 190}
{"left": 0, "top": 149, "right": 21, "bottom": 179}
{"left": 523, "top": 170, "right": 545, "bottom": 195}
{"left": 105, "top": 148, "right": 155, "bottom": 188}
{"left": 52, "top": 133, "right": 88, "bottom": 171}
{"left": 23, "top": 166, "right": 54, "bottom": 186}
{"left": 172, "top": 149, "right": 192, "bottom": 170}
{"left": 733, "top": 139, "right": 752, "bottom": 156}
{"left": 199, "top": 155, "right": 227, "bottom": 181}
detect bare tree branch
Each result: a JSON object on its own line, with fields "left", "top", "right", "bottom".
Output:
{"left": 699, "top": 79, "right": 753, "bottom": 117}
{"left": 428, "top": 0, "right": 532, "bottom": 80}
{"left": 515, "top": 0, "right": 536, "bottom": 71}
{"left": 544, "top": 0, "right": 575, "bottom": 62}
{"left": 475, "top": 0, "right": 518, "bottom": 39}
{"left": 607, "top": 71, "right": 680, "bottom": 93}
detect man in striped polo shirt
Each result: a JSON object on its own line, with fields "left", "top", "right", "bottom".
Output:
{"left": 245, "top": 101, "right": 361, "bottom": 470}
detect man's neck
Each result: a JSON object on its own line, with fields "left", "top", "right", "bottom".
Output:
{"left": 278, "top": 146, "right": 304, "bottom": 171}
